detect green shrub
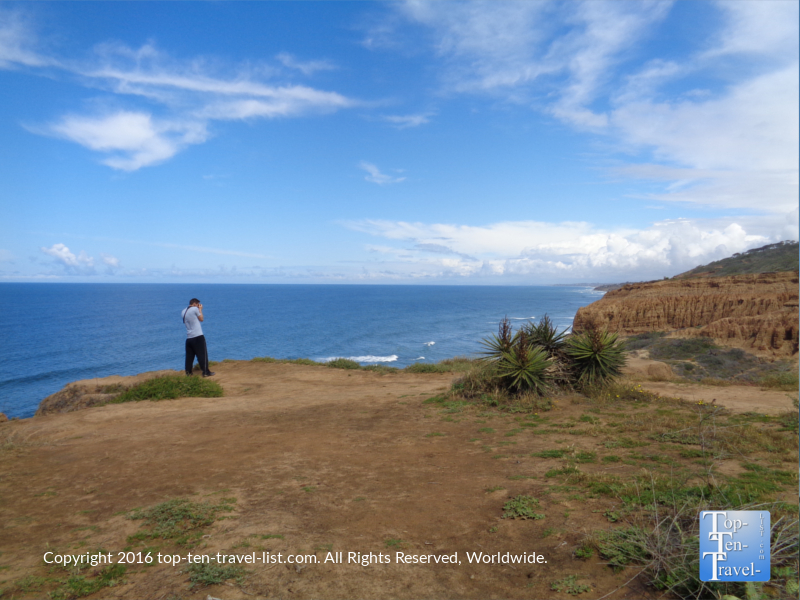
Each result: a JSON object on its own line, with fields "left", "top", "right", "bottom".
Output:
{"left": 110, "top": 375, "right": 223, "bottom": 403}
{"left": 326, "top": 358, "right": 361, "bottom": 370}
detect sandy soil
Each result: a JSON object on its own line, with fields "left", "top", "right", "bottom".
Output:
{"left": 0, "top": 361, "right": 795, "bottom": 600}
{"left": 623, "top": 357, "right": 796, "bottom": 415}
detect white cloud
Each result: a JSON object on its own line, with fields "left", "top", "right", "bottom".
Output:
{"left": 48, "top": 111, "right": 207, "bottom": 171}
{"left": 383, "top": 113, "right": 432, "bottom": 128}
{"left": 395, "top": 1, "right": 798, "bottom": 215}
{"left": 358, "top": 161, "right": 406, "bottom": 185}
{"left": 1, "top": 14, "right": 357, "bottom": 170}
{"left": 41, "top": 243, "right": 95, "bottom": 274}
{"left": 0, "top": 10, "right": 54, "bottom": 69}
{"left": 100, "top": 253, "right": 120, "bottom": 267}
{"left": 276, "top": 52, "right": 336, "bottom": 75}
{"left": 344, "top": 214, "right": 794, "bottom": 281}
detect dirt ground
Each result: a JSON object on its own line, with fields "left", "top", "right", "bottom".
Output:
{"left": 624, "top": 357, "right": 796, "bottom": 415}
{"left": 0, "top": 361, "right": 796, "bottom": 600}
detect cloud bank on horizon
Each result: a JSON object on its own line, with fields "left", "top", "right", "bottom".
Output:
{"left": 0, "top": 1, "right": 797, "bottom": 284}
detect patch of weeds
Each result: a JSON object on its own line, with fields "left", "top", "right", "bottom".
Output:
{"left": 507, "top": 475, "right": 536, "bottom": 480}
{"left": 315, "top": 543, "right": 333, "bottom": 552}
{"left": 302, "top": 486, "right": 316, "bottom": 493}
{"left": 575, "top": 451, "right": 596, "bottom": 463}
{"left": 531, "top": 449, "right": 566, "bottom": 458}
{"left": 604, "top": 438, "right": 648, "bottom": 449}
{"left": 604, "top": 510, "right": 621, "bottom": 523}
{"left": 6, "top": 575, "right": 57, "bottom": 595}
{"left": 602, "top": 455, "right": 621, "bottom": 463}
{"left": 478, "top": 427, "right": 495, "bottom": 434}
{"left": 405, "top": 363, "right": 450, "bottom": 373}
{"left": 485, "top": 486, "right": 505, "bottom": 493}
{"left": 550, "top": 574, "right": 591, "bottom": 595}
{"left": 574, "top": 544, "right": 594, "bottom": 559}
{"left": 326, "top": 358, "right": 360, "bottom": 370}
{"left": 384, "top": 538, "right": 404, "bottom": 548}
{"left": 468, "top": 438, "right": 480, "bottom": 442}
{"left": 579, "top": 414, "right": 600, "bottom": 424}
{"left": 679, "top": 449, "right": 705, "bottom": 458}
{"left": 126, "top": 498, "right": 235, "bottom": 547}
{"left": 50, "top": 564, "right": 127, "bottom": 600}
{"left": 258, "top": 534, "right": 284, "bottom": 539}
{"left": 110, "top": 375, "right": 223, "bottom": 403}
{"left": 502, "top": 495, "right": 544, "bottom": 520}
{"left": 545, "top": 465, "right": 580, "bottom": 478}
{"left": 488, "top": 526, "right": 498, "bottom": 533}
{"left": 187, "top": 562, "right": 244, "bottom": 588}
{"left": 759, "top": 371, "right": 799, "bottom": 391}
{"left": 504, "top": 428, "right": 523, "bottom": 436}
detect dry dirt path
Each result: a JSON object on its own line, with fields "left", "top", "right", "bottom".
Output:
{"left": 1, "top": 361, "right": 792, "bottom": 599}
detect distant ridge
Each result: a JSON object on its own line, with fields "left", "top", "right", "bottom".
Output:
{"left": 674, "top": 240, "right": 798, "bottom": 279}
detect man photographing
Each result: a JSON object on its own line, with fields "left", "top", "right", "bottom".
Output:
{"left": 182, "top": 298, "right": 214, "bottom": 377}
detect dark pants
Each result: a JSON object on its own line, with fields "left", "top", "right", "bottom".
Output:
{"left": 185, "top": 335, "right": 210, "bottom": 375}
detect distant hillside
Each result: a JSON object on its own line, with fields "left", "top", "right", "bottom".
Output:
{"left": 674, "top": 241, "right": 798, "bottom": 279}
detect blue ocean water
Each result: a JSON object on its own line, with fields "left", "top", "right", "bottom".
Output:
{"left": 0, "top": 284, "right": 604, "bottom": 418}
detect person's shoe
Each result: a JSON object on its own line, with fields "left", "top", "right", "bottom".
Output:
{"left": 185, "top": 372, "right": 193, "bottom": 376}
{"left": 203, "top": 371, "right": 215, "bottom": 377}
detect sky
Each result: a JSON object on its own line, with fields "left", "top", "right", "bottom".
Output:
{"left": 0, "top": 1, "right": 797, "bottom": 284}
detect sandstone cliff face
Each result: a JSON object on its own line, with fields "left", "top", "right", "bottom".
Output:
{"left": 573, "top": 272, "right": 799, "bottom": 357}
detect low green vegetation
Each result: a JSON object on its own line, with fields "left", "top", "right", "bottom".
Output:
{"left": 187, "top": 562, "right": 245, "bottom": 588}
{"left": 109, "top": 375, "right": 223, "bottom": 403}
{"left": 674, "top": 240, "right": 799, "bottom": 278}
{"left": 624, "top": 333, "right": 799, "bottom": 386}
{"left": 126, "top": 497, "right": 236, "bottom": 547}
{"left": 550, "top": 574, "right": 591, "bottom": 595}
{"left": 501, "top": 495, "right": 544, "bottom": 520}
{"left": 253, "top": 355, "right": 477, "bottom": 374}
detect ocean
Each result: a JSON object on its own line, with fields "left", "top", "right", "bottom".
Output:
{"left": 0, "top": 283, "right": 604, "bottom": 418}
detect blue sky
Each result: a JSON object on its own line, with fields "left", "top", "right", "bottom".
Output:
{"left": 0, "top": 1, "right": 797, "bottom": 284}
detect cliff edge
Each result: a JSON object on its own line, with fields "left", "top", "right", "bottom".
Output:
{"left": 573, "top": 271, "right": 799, "bottom": 358}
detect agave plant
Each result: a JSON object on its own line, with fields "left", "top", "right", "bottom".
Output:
{"left": 566, "top": 329, "right": 626, "bottom": 385}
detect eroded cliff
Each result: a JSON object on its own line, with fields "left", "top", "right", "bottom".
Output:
{"left": 573, "top": 272, "right": 799, "bottom": 357}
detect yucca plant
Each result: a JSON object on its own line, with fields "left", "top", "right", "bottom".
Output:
{"left": 566, "top": 329, "right": 627, "bottom": 386}
{"left": 479, "top": 317, "right": 514, "bottom": 361}
{"left": 523, "top": 314, "right": 567, "bottom": 356}
{"left": 480, "top": 319, "right": 552, "bottom": 395}
{"left": 496, "top": 340, "right": 552, "bottom": 395}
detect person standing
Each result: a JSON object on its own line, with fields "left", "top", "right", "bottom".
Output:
{"left": 182, "top": 298, "right": 214, "bottom": 377}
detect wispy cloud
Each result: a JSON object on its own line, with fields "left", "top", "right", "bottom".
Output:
{"left": 276, "top": 52, "right": 336, "bottom": 75}
{"left": 1, "top": 13, "right": 357, "bottom": 170}
{"left": 392, "top": 1, "right": 797, "bottom": 214}
{"left": 359, "top": 161, "right": 406, "bottom": 185}
{"left": 383, "top": 112, "right": 433, "bottom": 128}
